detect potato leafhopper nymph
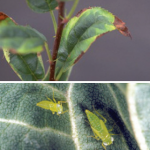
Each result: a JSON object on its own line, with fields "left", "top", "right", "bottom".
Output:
{"left": 37, "top": 90, "right": 68, "bottom": 115}
{"left": 85, "top": 109, "right": 115, "bottom": 150}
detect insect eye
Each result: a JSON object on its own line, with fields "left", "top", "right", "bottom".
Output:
{"left": 103, "top": 142, "right": 108, "bottom": 146}
{"left": 111, "top": 137, "right": 114, "bottom": 142}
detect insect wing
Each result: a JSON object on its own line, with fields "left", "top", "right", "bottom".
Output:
{"left": 36, "top": 101, "right": 51, "bottom": 110}
{"left": 99, "top": 120, "right": 109, "bottom": 138}
{"left": 86, "top": 110, "right": 100, "bottom": 128}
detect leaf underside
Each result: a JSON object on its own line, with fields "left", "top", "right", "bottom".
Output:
{"left": 0, "top": 83, "right": 139, "bottom": 150}
{"left": 127, "top": 83, "right": 150, "bottom": 150}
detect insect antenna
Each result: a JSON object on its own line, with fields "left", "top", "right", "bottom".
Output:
{"left": 52, "top": 89, "right": 57, "bottom": 103}
{"left": 108, "top": 121, "right": 119, "bottom": 132}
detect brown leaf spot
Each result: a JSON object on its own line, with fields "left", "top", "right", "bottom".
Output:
{"left": 0, "top": 12, "right": 17, "bottom": 24}
{"left": 0, "top": 12, "right": 8, "bottom": 21}
{"left": 74, "top": 51, "right": 85, "bottom": 64}
{"left": 9, "top": 49, "right": 17, "bottom": 54}
{"left": 114, "top": 16, "right": 132, "bottom": 39}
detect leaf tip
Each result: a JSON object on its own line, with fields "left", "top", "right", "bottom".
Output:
{"left": 0, "top": 12, "right": 17, "bottom": 25}
{"left": 114, "top": 16, "right": 132, "bottom": 39}
{"left": 0, "top": 12, "right": 8, "bottom": 21}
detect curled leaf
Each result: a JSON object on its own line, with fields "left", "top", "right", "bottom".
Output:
{"left": 114, "top": 16, "right": 132, "bottom": 39}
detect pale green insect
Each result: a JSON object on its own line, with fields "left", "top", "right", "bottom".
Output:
{"left": 85, "top": 109, "right": 114, "bottom": 150}
{"left": 36, "top": 90, "right": 68, "bottom": 115}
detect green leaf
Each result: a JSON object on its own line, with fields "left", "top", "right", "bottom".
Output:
{"left": 0, "top": 83, "right": 139, "bottom": 150}
{"left": 3, "top": 49, "right": 45, "bottom": 81}
{"left": 0, "top": 25, "right": 47, "bottom": 54}
{"left": 127, "top": 83, "right": 150, "bottom": 150}
{"left": 0, "top": 12, "right": 46, "bottom": 81}
{"left": 26, "top": 0, "right": 58, "bottom": 13}
{"left": 55, "top": 7, "right": 130, "bottom": 80}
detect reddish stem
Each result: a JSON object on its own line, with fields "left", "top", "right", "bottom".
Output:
{"left": 50, "top": 2, "right": 65, "bottom": 81}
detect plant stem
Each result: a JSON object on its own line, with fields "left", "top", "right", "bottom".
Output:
{"left": 50, "top": 11, "right": 57, "bottom": 34}
{"left": 66, "top": 0, "right": 79, "bottom": 19}
{"left": 49, "top": 2, "right": 65, "bottom": 81}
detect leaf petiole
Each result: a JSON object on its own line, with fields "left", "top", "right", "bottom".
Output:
{"left": 66, "top": 0, "right": 79, "bottom": 19}
{"left": 55, "top": 67, "right": 64, "bottom": 81}
{"left": 45, "top": 42, "right": 53, "bottom": 63}
{"left": 50, "top": 11, "right": 57, "bottom": 34}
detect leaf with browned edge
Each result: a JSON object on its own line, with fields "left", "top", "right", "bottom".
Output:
{"left": 55, "top": 7, "right": 131, "bottom": 81}
{"left": 0, "top": 12, "right": 47, "bottom": 54}
{"left": 0, "top": 12, "right": 17, "bottom": 25}
{"left": 0, "top": 12, "right": 45, "bottom": 81}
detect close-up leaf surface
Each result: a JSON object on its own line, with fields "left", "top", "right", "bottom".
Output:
{"left": 127, "top": 83, "right": 150, "bottom": 150}
{"left": 55, "top": 7, "right": 131, "bottom": 80}
{"left": 0, "top": 83, "right": 140, "bottom": 150}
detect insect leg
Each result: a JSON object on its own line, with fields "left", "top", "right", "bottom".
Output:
{"left": 87, "top": 135, "right": 100, "bottom": 140}
{"left": 96, "top": 112, "right": 107, "bottom": 123}
{"left": 52, "top": 89, "right": 57, "bottom": 103}
{"left": 93, "top": 106, "right": 107, "bottom": 123}
{"left": 46, "top": 96, "right": 53, "bottom": 102}
{"left": 58, "top": 101, "right": 67, "bottom": 106}
{"left": 108, "top": 122, "right": 116, "bottom": 132}
{"left": 85, "top": 120, "right": 101, "bottom": 140}
{"left": 85, "top": 119, "right": 90, "bottom": 125}
{"left": 87, "top": 126, "right": 100, "bottom": 140}
{"left": 102, "top": 143, "right": 106, "bottom": 150}
{"left": 58, "top": 101, "right": 67, "bottom": 104}
{"left": 60, "top": 110, "right": 68, "bottom": 115}
{"left": 52, "top": 90, "right": 56, "bottom": 103}
{"left": 110, "top": 133, "right": 121, "bottom": 136}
